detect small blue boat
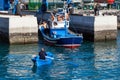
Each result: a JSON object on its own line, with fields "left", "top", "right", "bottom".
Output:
{"left": 39, "top": 8, "right": 83, "bottom": 49}
{"left": 32, "top": 52, "right": 54, "bottom": 67}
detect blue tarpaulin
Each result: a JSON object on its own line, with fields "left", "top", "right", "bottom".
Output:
{"left": 37, "top": 0, "right": 48, "bottom": 14}
{"left": 0, "top": 0, "right": 10, "bottom": 10}
{"left": 12, "top": 0, "right": 18, "bottom": 14}
{"left": 67, "top": 0, "right": 72, "bottom": 4}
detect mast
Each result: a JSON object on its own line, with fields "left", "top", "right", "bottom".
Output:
{"left": 64, "top": 2, "right": 68, "bottom": 36}
{"left": 64, "top": 0, "right": 72, "bottom": 35}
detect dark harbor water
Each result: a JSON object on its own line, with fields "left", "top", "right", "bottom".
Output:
{"left": 0, "top": 30, "right": 120, "bottom": 80}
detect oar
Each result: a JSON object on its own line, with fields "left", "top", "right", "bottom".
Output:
{"left": 46, "top": 56, "right": 54, "bottom": 60}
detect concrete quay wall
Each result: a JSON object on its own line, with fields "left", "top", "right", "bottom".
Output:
{"left": 0, "top": 15, "right": 38, "bottom": 44}
{"left": 70, "top": 14, "right": 117, "bottom": 41}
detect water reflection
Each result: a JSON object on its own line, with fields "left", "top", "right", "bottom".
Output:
{"left": 32, "top": 65, "right": 52, "bottom": 79}
{"left": 0, "top": 43, "right": 9, "bottom": 57}
{"left": 0, "top": 43, "right": 9, "bottom": 78}
{"left": 94, "top": 41, "right": 120, "bottom": 80}
{"left": 0, "top": 30, "right": 120, "bottom": 79}
{"left": 0, "top": 44, "right": 39, "bottom": 79}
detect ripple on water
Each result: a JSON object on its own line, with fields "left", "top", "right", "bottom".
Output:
{"left": 0, "top": 37, "right": 120, "bottom": 80}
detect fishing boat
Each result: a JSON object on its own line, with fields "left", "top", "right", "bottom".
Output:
{"left": 39, "top": 7, "right": 83, "bottom": 49}
{"left": 32, "top": 52, "right": 54, "bottom": 67}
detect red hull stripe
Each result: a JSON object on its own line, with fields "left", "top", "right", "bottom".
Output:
{"left": 44, "top": 39, "right": 81, "bottom": 48}
{"left": 56, "top": 44, "right": 80, "bottom": 48}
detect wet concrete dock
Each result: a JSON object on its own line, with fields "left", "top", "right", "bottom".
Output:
{"left": 0, "top": 14, "right": 38, "bottom": 44}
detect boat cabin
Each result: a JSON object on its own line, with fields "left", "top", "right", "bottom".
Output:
{"left": 47, "top": 9, "right": 70, "bottom": 38}
{"left": 50, "top": 20, "right": 69, "bottom": 38}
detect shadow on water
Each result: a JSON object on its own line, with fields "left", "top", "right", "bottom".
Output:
{"left": 32, "top": 65, "right": 50, "bottom": 74}
{"left": 32, "top": 64, "right": 52, "bottom": 79}
{"left": 0, "top": 43, "right": 9, "bottom": 78}
{"left": 0, "top": 43, "right": 9, "bottom": 57}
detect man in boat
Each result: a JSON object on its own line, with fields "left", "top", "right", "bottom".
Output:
{"left": 42, "top": 21, "right": 48, "bottom": 28}
{"left": 39, "top": 48, "right": 47, "bottom": 60}
{"left": 41, "top": 21, "right": 50, "bottom": 35}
